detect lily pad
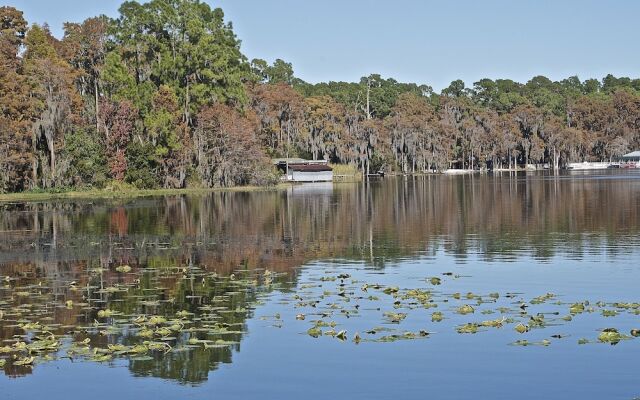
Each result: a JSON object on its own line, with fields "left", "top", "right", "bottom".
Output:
{"left": 514, "top": 323, "right": 529, "bottom": 334}
{"left": 456, "top": 305, "right": 475, "bottom": 315}
{"left": 456, "top": 323, "right": 479, "bottom": 334}
{"left": 115, "top": 265, "right": 132, "bottom": 273}
{"left": 598, "top": 328, "right": 629, "bottom": 344}
{"left": 383, "top": 312, "right": 407, "bottom": 323}
{"left": 431, "top": 312, "right": 444, "bottom": 322}
{"left": 569, "top": 303, "right": 586, "bottom": 315}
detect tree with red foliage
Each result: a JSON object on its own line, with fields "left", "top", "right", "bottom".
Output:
{"left": 99, "top": 99, "right": 137, "bottom": 180}
{"left": 195, "top": 104, "right": 275, "bottom": 187}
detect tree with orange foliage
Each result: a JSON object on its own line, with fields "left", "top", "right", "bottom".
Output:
{"left": 0, "top": 6, "right": 32, "bottom": 192}
{"left": 248, "top": 82, "right": 305, "bottom": 156}
{"left": 195, "top": 104, "right": 276, "bottom": 187}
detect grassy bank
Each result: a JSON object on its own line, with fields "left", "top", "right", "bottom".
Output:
{"left": 0, "top": 184, "right": 291, "bottom": 203}
{"left": 0, "top": 163, "right": 369, "bottom": 203}
{"left": 331, "top": 164, "right": 362, "bottom": 182}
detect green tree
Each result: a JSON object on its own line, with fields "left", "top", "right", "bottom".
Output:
{"left": 24, "top": 24, "right": 82, "bottom": 188}
{"left": 114, "top": 0, "right": 249, "bottom": 125}
{"left": 144, "top": 85, "right": 190, "bottom": 187}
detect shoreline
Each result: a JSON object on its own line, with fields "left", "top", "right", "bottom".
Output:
{"left": 0, "top": 184, "right": 291, "bottom": 203}
{"left": 2, "top": 168, "right": 635, "bottom": 203}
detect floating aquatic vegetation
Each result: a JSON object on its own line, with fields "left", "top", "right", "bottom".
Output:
{"left": 404, "top": 289, "right": 433, "bottom": 305}
{"left": 335, "top": 330, "right": 347, "bottom": 341}
{"left": 148, "top": 316, "right": 167, "bottom": 325}
{"left": 531, "top": 293, "right": 555, "bottom": 305}
{"left": 383, "top": 286, "right": 399, "bottom": 295}
{"left": 569, "top": 302, "right": 586, "bottom": 315}
{"left": 1, "top": 261, "right": 638, "bottom": 379}
{"left": 456, "top": 305, "right": 475, "bottom": 315}
{"left": 364, "top": 327, "right": 395, "bottom": 335}
{"left": 456, "top": 323, "right": 479, "bottom": 334}
{"left": 14, "top": 356, "right": 35, "bottom": 366}
{"left": 0, "top": 265, "right": 277, "bottom": 375}
{"left": 383, "top": 312, "right": 407, "bottom": 323}
{"left": 612, "top": 302, "right": 640, "bottom": 309}
{"left": 307, "top": 325, "right": 323, "bottom": 337}
{"left": 480, "top": 317, "right": 507, "bottom": 328}
{"left": 115, "top": 265, "right": 132, "bottom": 273}
{"left": 528, "top": 314, "right": 546, "bottom": 328}
{"left": 97, "top": 309, "right": 118, "bottom": 318}
{"left": 19, "top": 321, "right": 41, "bottom": 331}
{"left": 510, "top": 339, "right": 551, "bottom": 347}
{"left": 597, "top": 328, "right": 630, "bottom": 345}
{"left": 367, "top": 331, "right": 430, "bottom": 343}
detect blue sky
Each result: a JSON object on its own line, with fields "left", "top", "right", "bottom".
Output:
{"left": 8, "top": 0, "right": 640, "bottom": 91}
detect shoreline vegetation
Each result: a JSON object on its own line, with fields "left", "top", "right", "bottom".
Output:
{"left": 0, "top": 183, "right": 290, "bottom": 203}
{"left": 0, "top": 162, "right": 364, "bottom": 202}
{"left": 1, "top": 1, "right": 640, "bottom": 197}
{"left": 0, "top": 167, "right": 574, "bottom": 203}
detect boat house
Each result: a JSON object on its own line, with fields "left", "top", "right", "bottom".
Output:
{"left": 619, "top": 151, "right": 640, "bottom": 168}
{"left": 273, "top": 158, "right": 334, "bottom": 182}
{"left": 621, "top": 151, "right": 640, "bottom": 162}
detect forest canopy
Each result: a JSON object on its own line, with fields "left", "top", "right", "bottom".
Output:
{"left": 1, "top": 1, "right": 640, "bottom": 193}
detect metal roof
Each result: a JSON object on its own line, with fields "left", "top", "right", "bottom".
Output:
{"left": 272, "top": 158, "right": 307, "bottom": 165}
{"left": 288, "top": 164, "right": 333, "bottom": 172}
{"left": 272, "top": 158, "right": 328, "bottom": 165}
{"left": 622, "top": 151, "right": 640, "bottom": 158}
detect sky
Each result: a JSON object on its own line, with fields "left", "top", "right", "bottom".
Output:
{"left": 8, "top": 0, "right": 640, "bottom": 91}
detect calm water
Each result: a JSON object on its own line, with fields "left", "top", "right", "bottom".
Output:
{"left": 1, "top": 171, "right": 640, "bottom": 400}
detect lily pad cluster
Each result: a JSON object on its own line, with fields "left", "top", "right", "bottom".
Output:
{"left": 279, "top": 270, "right": 640, "bottom": 347}
{"left": 0, "top": 264, "right": 288, "bottom": 380}
{"left": 1, "top": 263, "right": 639, "bottom": 379}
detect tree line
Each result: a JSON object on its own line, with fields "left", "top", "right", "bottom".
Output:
{"left": 1, "top": 1, "right": 640, "bottom": 193}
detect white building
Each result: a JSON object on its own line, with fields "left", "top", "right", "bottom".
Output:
{"left": 620, "top": 151, "right": 640, "bottom": 168}
{"left": 273, "top": 159, "right": 334, "bottom": 182}
{"left": 286, "top": 164, "right": 333, "bottom": 182}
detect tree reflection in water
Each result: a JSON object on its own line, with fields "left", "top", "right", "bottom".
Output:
{"left": 1, "top": 172, "right": 640, "bottom": 382}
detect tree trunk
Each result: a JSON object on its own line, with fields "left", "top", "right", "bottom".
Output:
{"left": 184, "top": 75, "right": 190, "bottom": 125}
{"left": 49, "top": 137, "right": 55, "bottom": 186}
{"left": 94, "top": 77, "right": 100, "bottom": 132}
{"left": 365, "top": 78, "right": 371, "bottom": 120}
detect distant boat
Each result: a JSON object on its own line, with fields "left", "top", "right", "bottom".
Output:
{"left": 566, "top": 162, "right": 611, "bottom": 170}
{"left": 621, "top": 162, "right": 639, "bottom": 169}
{"left": 443, "top": 169, "right": 476, "bottom": 175}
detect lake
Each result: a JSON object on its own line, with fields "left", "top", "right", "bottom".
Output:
{"left": 1, "top": 171, "right": 639, "bottom": 400}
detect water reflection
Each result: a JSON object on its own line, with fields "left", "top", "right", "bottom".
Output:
{"left": 3, "top": 172, "right": 640, "bottom": 264}
{"left": 1, "top": 171, "right": 640, "bottom": 383}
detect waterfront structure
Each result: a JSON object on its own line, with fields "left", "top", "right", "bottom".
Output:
{"left": 273, "top": 158, "right": 334, "bottom": 182}
{"left": 620, "top": 151, "right": 640, "bottom": 168}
